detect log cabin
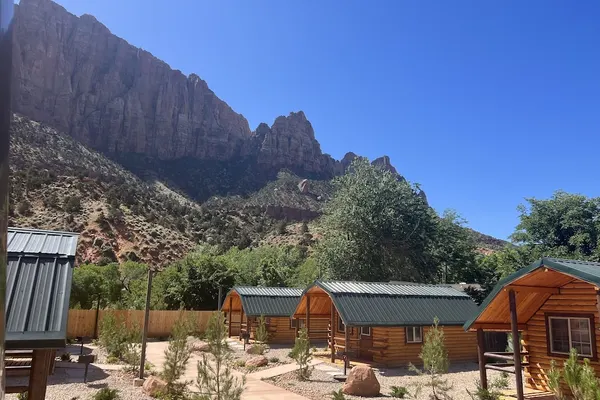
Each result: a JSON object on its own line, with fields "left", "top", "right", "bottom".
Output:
{"left": 292, "top": 281, "right": 480, "bottom": 367}
{"left": 464, "top": 257, "right": 600, "bottom": 400}
{"left": 6, "top": 228, "right": 79, "bottom": 400}
{"left": 221, "top": 286, "right": 328, "bottom": 344}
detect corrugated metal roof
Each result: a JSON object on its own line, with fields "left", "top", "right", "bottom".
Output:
{"left": 226, "top": 287, "right": 302, "bottom": 317}
{"left": 234, "top": 286, "right": 303, "bottom": 297}
{"left": 8, "top": 227, "right": 78, "bottom": 256}
{"left": 464, "top": 257, "right": 600, "bottom": 330}
{"left": 312, "top": 281, "right": 477, "bottom": 326}
{"left": 319, "top": 281, "right": 469, "bottom": 297}
{"left": 5, "top": 228, "right": 79, "bottom": 349}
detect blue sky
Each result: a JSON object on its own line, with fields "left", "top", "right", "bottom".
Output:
{"left": 49, "top": 0, "right": 600, "bottom": 240}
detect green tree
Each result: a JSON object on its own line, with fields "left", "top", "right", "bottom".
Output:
{"left": 290, "top": 327, "right": 312, "bottom": 380}
{"left": 409, "top": 318, "right": 451, "bottom": 400}
{"left": 70, "top": 264, "right": 122, "bottom": 309}
{"left": 315, "top": 158, "right": 437, "bottom": 282}
{"left": 196, "top": 312, "right": 245, "bottom": 400}
{"left": 161, "top": 314, "right": 195, "bottom": 398}
{"left": 64, "top": 195, "right": 82, "bottom": 212}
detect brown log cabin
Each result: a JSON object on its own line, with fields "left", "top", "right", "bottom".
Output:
{"left": 292, "top": 281, "right": 480, "bottom": 367}
{"left": 221, "top": 286, "right": 328, "bottom": 344}
{"left": 464, "top": 257, "right": 600, "bottom": 400}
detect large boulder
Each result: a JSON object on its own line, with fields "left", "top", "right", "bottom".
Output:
{"left": 342, "top": 365, "right": 380, "bottom": 397}
{"left": 245, "top": 356, "right": 268, "bottom": 368}
{"left": 143, "top": 376, "right": 167, "bottom": 397}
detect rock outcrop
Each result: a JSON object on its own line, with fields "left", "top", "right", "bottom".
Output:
{"left": 12, "top": 0, "right": 398, "bottom": 179}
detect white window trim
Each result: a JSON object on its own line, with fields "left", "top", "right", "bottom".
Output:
{"left": 548, "top": 316, "right": 593, "bottom": 357}
{"left": 338, "top": 316, "right": 345, "bottom": 333}
{"left": 406, "top": 326, "right": 423, "bottom": 343}
{"left": 290, "top": 319, "right": 296, "bottom": 329}
{"left": 291, "top": 319, "right": 306, "bottom": 329}
{"left": 361, "top": 326, "right": 371, "bottom": 336}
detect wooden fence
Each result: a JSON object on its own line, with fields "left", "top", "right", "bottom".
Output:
{"left": 67, "top": 309, "right": 216, "bottom": 339}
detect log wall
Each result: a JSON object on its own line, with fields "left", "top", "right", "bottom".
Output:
{"left": 523, "top": 280, "right": 600, "bottom": 391}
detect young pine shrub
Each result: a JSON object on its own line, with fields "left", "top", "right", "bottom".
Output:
{"left": 290, "top": 327, "right": 313, "bottom": 380}
{"left": 548, "top": 360, "right": 565, "bottom": 400}
{"left": 160, "top": 314, "right": 195, "bottom": 398}
{"left": 92, "top": 388, "right": 120, "bottom": 400}
{"left": 196, "top": 312, "right": 246, "bottom": 400}
{"left": 254, "top": 316, "right": 270, "bottom": 351}
{"left": 408, "top": 317, "right": 451, "bottom": 400}
{"left": 466, "top": 377, "right": 509, "bottom": 400}
{"left": 330, "top": 388, "right": 346, "bottom": 400}
{"left": 390, "top": 386, "right": 408, "bottom": 398}
{"left": 562, "top": 348, "right": 600, "bottom": 400}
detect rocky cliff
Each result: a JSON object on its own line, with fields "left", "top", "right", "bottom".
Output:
{"left": 12, "top": 0, "right": 397, "bottom": 179}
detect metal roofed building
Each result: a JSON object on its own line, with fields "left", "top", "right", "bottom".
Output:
{"left": 221, "top": 286, "right": 328, "bottom": 343}
{"left": 7, "top": 227, "right": 79, "bottom": 349}
{"left": 293, "top": 280, "right": 479, "bottom": 366}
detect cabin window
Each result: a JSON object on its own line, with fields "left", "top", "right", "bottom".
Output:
{"left": 290, "top": 319, "right": 306, "bottom": 329}
{"left": 406, "top": 326, "right": 423, "bottom": 343}
{"left": 361, "top": 326, "right": 371, "bottom": 336}
{"left": 338, "top": 316, "right": 345, "bottom": 333}
{"left": 548, "top": 316, "right": 594, "bottom": 357}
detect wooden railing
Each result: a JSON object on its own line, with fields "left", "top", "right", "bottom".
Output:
{"left": 483, "top": 351, "right": 529, "bottom": 373}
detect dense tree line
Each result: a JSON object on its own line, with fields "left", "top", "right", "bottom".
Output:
{"left": 72, "top": 160, "right": 599, "bottom": 310}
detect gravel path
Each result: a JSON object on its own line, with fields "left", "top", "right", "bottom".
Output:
{"left": 6, "top": 369, "right": 151, "bottom": 400}
{"left": 269, "top": 363, "right": 514, "bottom": 400}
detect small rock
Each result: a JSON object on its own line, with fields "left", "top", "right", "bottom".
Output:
{"left": 133, "top": 377, "right": 144, "bottom": 387}
{"left": 245, "top": 356, "right": 268, "bottom": 368}
{"left": 342, "top": 365, "right": 380, "bottom": 397}
{"left": 142, "top": 376, "right": 167, "bottom": 397}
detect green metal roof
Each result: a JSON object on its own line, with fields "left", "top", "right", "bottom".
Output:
{"left": 6, "top": 228, "right": 79, "bottom": 349}
{"left": 225, "top": 287, "right": 302, "bottom": 317}
{"left": 463, "top": 257, "right": 600, "bottom": 331}
{"left": 312, "top": 281, "right": 478, "bottom": 327}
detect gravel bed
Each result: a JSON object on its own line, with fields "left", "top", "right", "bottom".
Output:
{"left": 229, "top": 343, "right": 294, "bottom": 373}
{"left": 269, "top": 363, "right": 515, "bottom": 400}
{"left": 6, "top": 370, "right": 152, "bottom": 400}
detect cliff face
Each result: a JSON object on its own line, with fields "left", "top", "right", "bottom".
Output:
{"left": 13, "top": 0, "right": 252, "bottom": 161}
{"left": 12, "top": 0, "right": 398, "bottom": 179}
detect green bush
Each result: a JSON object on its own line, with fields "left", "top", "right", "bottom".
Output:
{"left": 547, "top": 348, "right": 600, "bottom": 400}
{"left": 60, "top": 352, "right": 72, "bottom": 362}
{"left": 269, "top": 357, "right": 280, "bottom": 363}
{"left": 64, "top": 195, "right": 82, "bottom": 213}
{"left": 330, "top": 389, "right": 345, "bottom": 400}
{"left": 466, "top": 377, "right": 512, "bottom": 400}
{"left": 390, "top": 386, "right": 408, "bottom": 398}
{"left": 92, "top": 388, "right": 120, "bottom": 400}
{"left": 255, "top": 315, "right": 270, "bottom": 346}
{"left": 290, "top": 327, "right": 312, "bottom": 380}
{"left": 98, "top": 313, "right": 141, "bottom": 361}
{"left": 161, "top": 314, "right": 194, "bottom": 397}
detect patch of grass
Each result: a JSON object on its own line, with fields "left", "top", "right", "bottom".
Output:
{"left": 269, "top": 357, "right": 280, "bottom": 363}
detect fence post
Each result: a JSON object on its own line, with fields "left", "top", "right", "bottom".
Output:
{"left": 139, "top": 269, "right": 153, "bottom": 380}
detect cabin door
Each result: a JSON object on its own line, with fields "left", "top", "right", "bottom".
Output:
{"left": 359, "top": 326, "right": 373, "bottom": 361}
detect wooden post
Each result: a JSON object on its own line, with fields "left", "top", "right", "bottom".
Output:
{"left": 306, "top": 295, "right": 311, "bottom": 337}
{"left": 344, "top": 324, "right": 350, "bottom": 375}
{"left": 139, "top": 268, "right": 153, "bottom": 380}
{"left": 218, "top": 286, "right": 223, "bottom": 310}
{"left": 330, "top": 301, "right": 335, "bottom": 363}
{"left": 228, "top": 296, "right": 233, "bottom": 338}
{"left": 476, "top": 328, "right": 488, "bottom": 389}
{"left": 295, "top": 318, "right": 300, "bottom": 338}
{"left": 509, "top": 290, "right": 524, "bottom": 400}
{"left": 28, "top": 349, "right": 53, "bottom": 400}
{"left": 240, "top": 307, "right": 245, "bottom": 339}
{"left": 93, "top": 295, "right": 101, "bottom": 339}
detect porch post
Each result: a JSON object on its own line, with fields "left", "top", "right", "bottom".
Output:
{"left": 509, "top": 289, "right": 524, "bottom": 400}
{"left": 344, "top": 324, "right": 350, "bottom": 374}
{"left": 330, "top": 301, "right": 335, "bottom": 363}
{"left": 306, "top": 295, "right": 311, "bottom": 337}
{"left": 28, "top": 349, "right": 53, "bottom": 400}
{"left": 240, "top": 307, "right": 245, "bottom": 339}
{"left": 476, "top": 328, "right": 488, "bottom": 389}
{"left": 228, "top": 296, "right": 233, "bottom": 338}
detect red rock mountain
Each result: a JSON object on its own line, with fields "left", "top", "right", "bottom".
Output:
{"left": 12, "top": 0, "right": 395, "bottom": 179}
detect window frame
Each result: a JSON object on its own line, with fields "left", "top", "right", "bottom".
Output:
{"left": 290, "top": 319, "right": 305, "bottom": 329}
{"left": 405, "top": 326, "right": 423, "bottom": 344}
{"left": 360, "top": 326, "right": 371, "bottom": 337}
{"left": 545, "top": 313, "right": 597, "bottom": 360}
{"left": 338, "top": 316, "right": 345, "bottom": 333}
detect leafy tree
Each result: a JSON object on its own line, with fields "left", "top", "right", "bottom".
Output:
{"left": 70, "top": 264, "right": 121, "bottom": 309}
{"left": 315, "top": 158, "right": 437, "bottom": 282}
{"left": 64, "top": 195, "right": 82, "bottom": 212}
{"left": 409, "top": 318, "right": 452, "bottom": 400}
{"left": 512, "top": 191, "right": 600, "bottom": 260}
{"left": 293, "top": 256, "right": 321, "bottom": 287}
{"left": 290, "top": 327, "right": 312, "bottom": 380}
{"left": 196, "top": 312, "right": 245, "bottom": 400}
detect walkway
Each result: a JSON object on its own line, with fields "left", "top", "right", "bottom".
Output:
{"left": 145, "top": 341, "right": 311, "bottom": 400}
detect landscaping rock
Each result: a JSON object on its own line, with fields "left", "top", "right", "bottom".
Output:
{"left": 246, "top": 344, "right": 264, "bottom": 354}
{"left": 246, "top": 356, "right": 268, "bottom": 368}
{"left": 342, "top": 365, "right": 380, "bottom": 397}
{"left": 143, "top": 376, "right": 167, "bottom": 397}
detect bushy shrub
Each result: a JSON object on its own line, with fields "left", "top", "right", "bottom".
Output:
{"left": 290, "top": 328, "right": 312, "bottom": 380}
{"left": 92, "top": 388, "right": 120, "bottom": 400}
{"left": 331, "top": 389, "right": 345, "bottom": 400}
{"left": 161, "top": 314, "right": 195, "bottom": 398}
{"left": 98, "top": 313, "right": 141, "bottom": 361}
{"left": 390, "top": 386, "right": 408, "bottom": 398}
